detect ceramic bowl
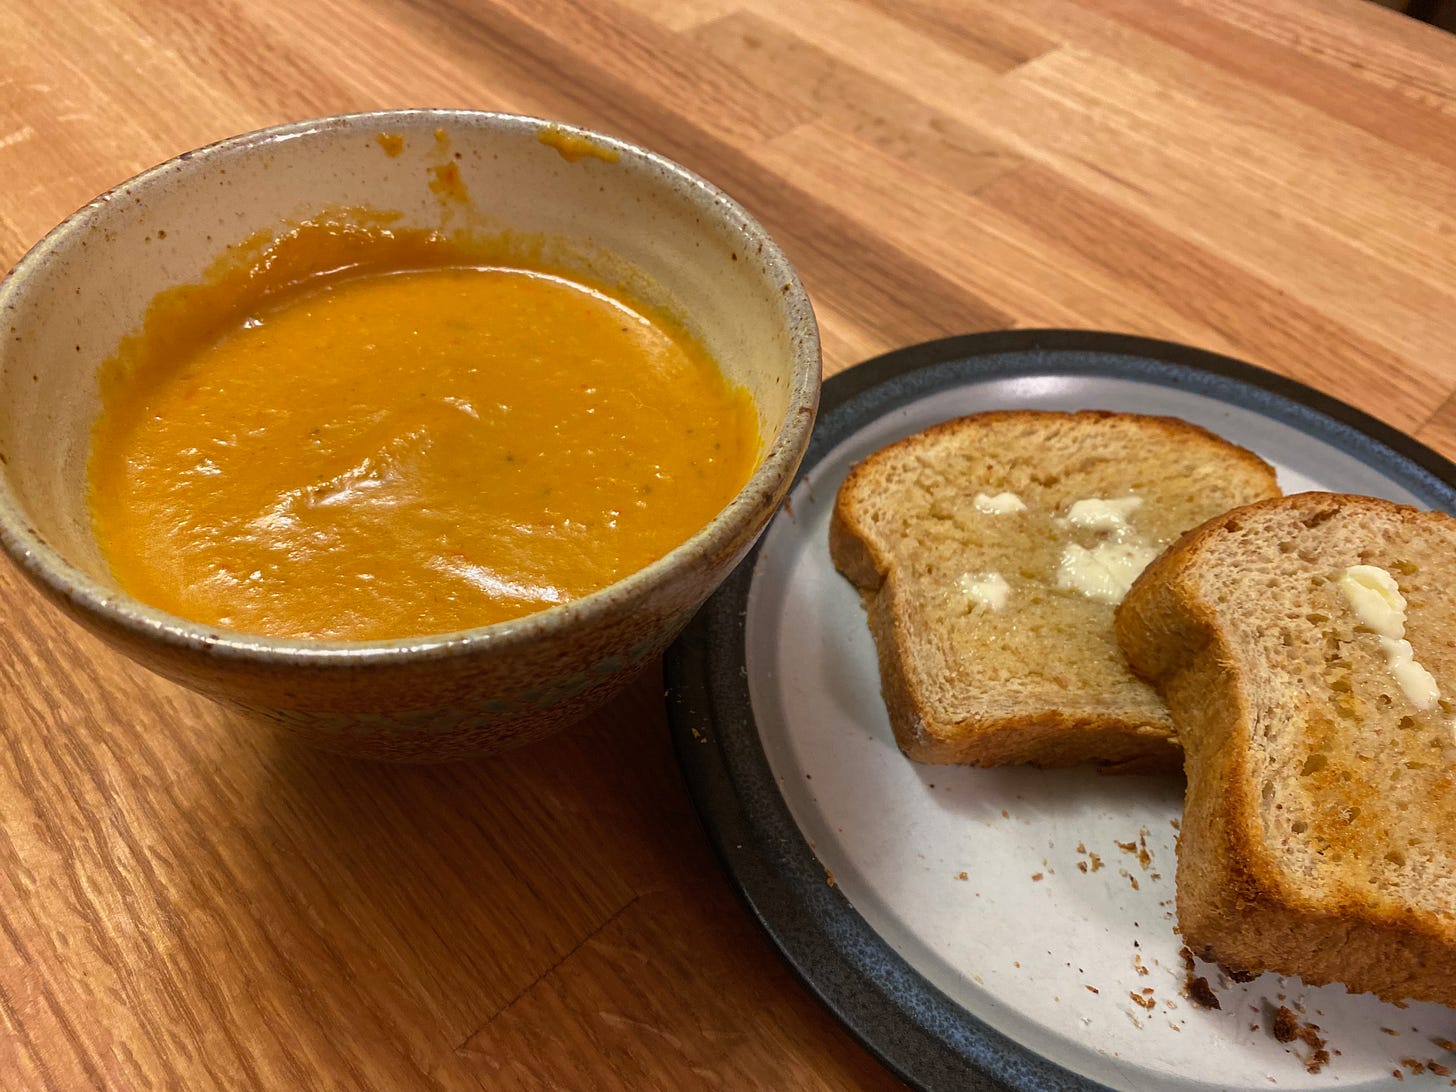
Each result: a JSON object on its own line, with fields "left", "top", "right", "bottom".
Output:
{"left": 0, "top": 110, "right": 820, "bottom": 761}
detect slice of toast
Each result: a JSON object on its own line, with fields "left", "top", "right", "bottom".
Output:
{"left": 1116, "top": 492, "right": 1456, "bottom": 1005}
{"left": 829, "top": 410, "right": 1279, "bottom": 771}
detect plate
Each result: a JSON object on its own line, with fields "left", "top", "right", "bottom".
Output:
{"left": 665, "top": 331, "right": 1456, "bottom": 1092}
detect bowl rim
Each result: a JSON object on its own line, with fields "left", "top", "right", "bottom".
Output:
{"left": 0, "top": 108, "right": 821, "bottom": 665}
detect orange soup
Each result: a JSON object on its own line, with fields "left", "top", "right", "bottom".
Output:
{"left": 89, "top": 230, "right": 758, "bottom": 641}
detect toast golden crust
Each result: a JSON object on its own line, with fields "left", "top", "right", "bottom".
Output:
{"left": 831, "top": 410, "right": 1279, "bottom": 770}
{"left": 1117, "top": 492, "right": 1456, "bottom": 1005}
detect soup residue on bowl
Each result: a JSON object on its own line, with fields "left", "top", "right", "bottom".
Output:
{"left": 88, "top": 216, "right": 760, "bottom": 641}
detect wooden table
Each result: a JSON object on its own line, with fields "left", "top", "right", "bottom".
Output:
{"left": 3, "top": 1, "right": 1455, "bottom": 1088}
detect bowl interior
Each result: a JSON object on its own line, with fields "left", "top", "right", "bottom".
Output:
{"left": 0, "top": 112, "right": 814, "bottom": 620}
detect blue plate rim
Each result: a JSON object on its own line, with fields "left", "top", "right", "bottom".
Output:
{"left": 664, "top": 329, "right": 1456, "bottom": 1092}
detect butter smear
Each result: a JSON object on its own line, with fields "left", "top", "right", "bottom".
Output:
{"left": 1338, "top": 565, "right": 1441, "bottom": 711}
{"left": 960, "top": 571, "right": 1011, "bottom": 612}
{"left": 1065, "top": 495, "right": 1142, "bottom": 532}
{"left": 1058, "top": 541, "right": 1161, "bottom": 605}
{"left": 973, "top": 492, "right": 1027, "bottom": 515}
{"left": 1056, "top": 495, "right": 1157, "bottom": 604}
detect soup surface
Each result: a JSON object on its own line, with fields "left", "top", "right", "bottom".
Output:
{"left": 90, "top": 239, "right": 758, "bottom": 640}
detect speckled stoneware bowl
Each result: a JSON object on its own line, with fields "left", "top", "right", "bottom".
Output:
{"left": 0, "top": 109, "right": 820, "bottom": 761}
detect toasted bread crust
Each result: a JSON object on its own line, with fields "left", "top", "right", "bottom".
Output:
{"left": 832, "top": 410, "right": 1278, "bottom": 771}
{"left": 833, "top": 410, "right": 1275, "bottom": 594}
{"left": 1117, "top": 492, "right": 1456, "bottom": 1005}
{"left": 860, "top": 572, "right": 1183, "bottom": 769}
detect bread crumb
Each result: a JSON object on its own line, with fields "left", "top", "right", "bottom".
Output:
{"left": 1001, "top": 809, "right": 1009, "bottom": 818}
{"left": 825, "top": 868, "right": 835, "bottom": 887}
{"left": 1272, "top": 1007, "right": 1298, "bottom": 1043}
{"left": 1031, "top": 872, "right": 1044, "bottom": 882}
{"left": 1077, "top": 841, "right": 1087, "bottom": 853}
{"left": 1130, "top": 991, "right": 1156, "bottom": 1011}
{"left": 1383, "top": 1028, "right": 1400, "bottom": 1036}
{"left": 1078, "top": 861, "right": 1088, "bottom": 873}
{"left": 1272, "top": 1005, "right": 1329, "bottom": 1074}
{"left": 955, "top": 871, "right": 968, "bottom": 881}
{"left": 1118, "top": 867, "right": 1140, "bottom": 891}
{"left": 1402, "top": 1059, "right": 1426, "bottom": 1075}
{"left": 1437, "top": 1037, "right": 1456, "bottom": 1052}
{"left": 1085, "top": 984, "right": 1099, "bottom": 994}
{"left": 1392, "top": 1070, "right": 1403, "bottom": 1081}
{"left": 1186, "top": 977, "right": 1220, "bottom": 1010}
{"left": 1430, "top": 1061, "right": 1452, "bottom": 1077}
{"left": 1088, "top": 852, "right": 1104, "bottom": 872}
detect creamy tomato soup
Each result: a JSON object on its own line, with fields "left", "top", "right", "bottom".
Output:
{"left": 89, "top": 220, "right": 758, "bottom": 640}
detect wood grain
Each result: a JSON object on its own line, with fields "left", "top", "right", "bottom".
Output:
{"left": 2, "top": 1, "right": 1454, "bottom": 1087}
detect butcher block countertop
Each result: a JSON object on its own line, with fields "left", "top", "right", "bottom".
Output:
{"left": 2, "top": 0, "right": 1455, "bottom": 1087}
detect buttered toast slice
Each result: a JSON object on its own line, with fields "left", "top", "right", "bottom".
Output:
{"left": 1116, "top": 493, "right": 1456, "bottom": 1005}
{"left": 829, "top": 410, "right": 1279, "bottom": 771}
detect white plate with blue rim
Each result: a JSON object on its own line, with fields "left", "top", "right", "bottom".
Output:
{"left": 667, "top": 331, "right": 1456, "bottom": 1092}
